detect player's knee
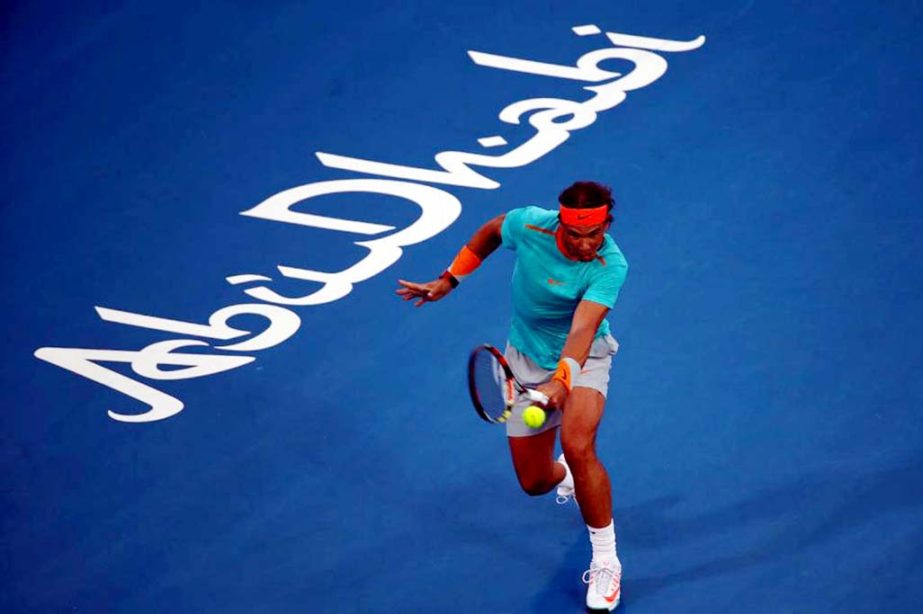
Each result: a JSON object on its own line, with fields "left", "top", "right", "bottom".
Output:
{"left": 561, "top": 435, "right": 597, "bottom": 467}
{"left": 518, "top": 474, "right": 554, "bottom": 496}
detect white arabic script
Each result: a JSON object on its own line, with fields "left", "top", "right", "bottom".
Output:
{"left": 34, "top": 26, "right": 705, "bottom": 423}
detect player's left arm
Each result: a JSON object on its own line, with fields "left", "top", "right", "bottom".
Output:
{"left": 562, "top": 300, "right": 610, "bottom": 365}
{"left": 537, "top": 300, "right": 609, "bottom": 409}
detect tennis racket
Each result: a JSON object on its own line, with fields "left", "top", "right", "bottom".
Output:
{"left": 467, "top": 344, "right": 549, "bottom": 424}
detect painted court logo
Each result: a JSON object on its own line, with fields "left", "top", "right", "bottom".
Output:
{"left": 34, "top": 25, "right": 706, "bottom": 423}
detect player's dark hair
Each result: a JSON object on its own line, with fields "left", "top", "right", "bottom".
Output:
{"left": 558, "top": 181, "right": 614, "bottom": 211}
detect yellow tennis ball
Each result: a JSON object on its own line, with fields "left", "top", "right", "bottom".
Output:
{"left": 522, "top": 405, "right": 546, "bottom": 429}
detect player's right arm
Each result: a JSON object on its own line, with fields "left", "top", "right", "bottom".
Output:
{"left": 396, "top": 214, "right": 505, "bottom": 307}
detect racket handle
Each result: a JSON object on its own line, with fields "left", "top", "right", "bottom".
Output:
{"left": 526, "top": 389, "right": 550, "bottom": 406}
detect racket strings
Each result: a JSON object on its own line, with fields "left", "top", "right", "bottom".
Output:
{"left": 471, "top": 349, "right": 511, "bottom": 421}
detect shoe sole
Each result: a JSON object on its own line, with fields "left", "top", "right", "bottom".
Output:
{"left": 586, "top": 596, "right": 620, "bottom": 611}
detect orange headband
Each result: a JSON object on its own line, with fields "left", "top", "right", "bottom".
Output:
{"left": 559, "top": 204, "right": 609, "bottom": 227}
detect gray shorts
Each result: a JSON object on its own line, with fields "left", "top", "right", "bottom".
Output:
{"left": 505, "top": 334, "right": 619, "bottom": 437}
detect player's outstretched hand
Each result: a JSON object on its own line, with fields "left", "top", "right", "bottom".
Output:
{"left": 396, "top": 278, "right": 454, "bottom": 307}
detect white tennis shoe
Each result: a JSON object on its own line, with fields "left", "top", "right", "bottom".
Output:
{"left": 555, "top": 453, "right": 575, "bottom": 504}
{"left": 583, "top": 558, "right": 622, "bottom": 611}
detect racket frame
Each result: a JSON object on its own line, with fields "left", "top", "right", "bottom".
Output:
{"left": 467, "top": 344, "right": 549, "bottom": 424}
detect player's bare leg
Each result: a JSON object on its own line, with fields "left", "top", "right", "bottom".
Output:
{"left": 561, "top": 387, "right": 621, "bottom": 610}
{"left": 560, "top": 387, "right": 611, "bottom": 525}
{"left": 508, "top": 428, "right": 565, "bottom": 495}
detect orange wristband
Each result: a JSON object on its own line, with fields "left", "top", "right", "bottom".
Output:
{"left": 551, "top": 357, "right": 581, "bottom": 392}
{"left": 447, "top": 245, "right": 483, "bottom": 282}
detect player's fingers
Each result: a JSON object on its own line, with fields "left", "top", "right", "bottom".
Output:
{"left": 397, "top": 279, "right": 425, "bottom": 291}
{"left": 534, "top": 386, "right": 556, "bottom": 410}
{"left": 398, "top": 285, "right": 429, "bottom": 298}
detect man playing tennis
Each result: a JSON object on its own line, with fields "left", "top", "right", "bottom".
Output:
{"left": 396, "top": 181, "right": 628, "bottom": 611}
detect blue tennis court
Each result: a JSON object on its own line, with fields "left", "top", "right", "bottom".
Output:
{"left": 3, "top": 1, "right": 922, "bottom": 612}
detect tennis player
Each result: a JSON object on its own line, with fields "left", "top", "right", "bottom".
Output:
{"left": 396, "top": 181, "right": 628, "bottom": 611}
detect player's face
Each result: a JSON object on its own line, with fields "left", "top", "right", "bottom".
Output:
{"left": 559, "top": 220, "right": 609, "bottom": 261}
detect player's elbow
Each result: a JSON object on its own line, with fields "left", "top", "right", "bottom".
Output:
{"left": 470, "top": 215, "right": 505, "bottom": 256}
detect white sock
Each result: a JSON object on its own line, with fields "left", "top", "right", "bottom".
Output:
{"left": 587, "top": 520, "right": 618, "bottom": 565}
